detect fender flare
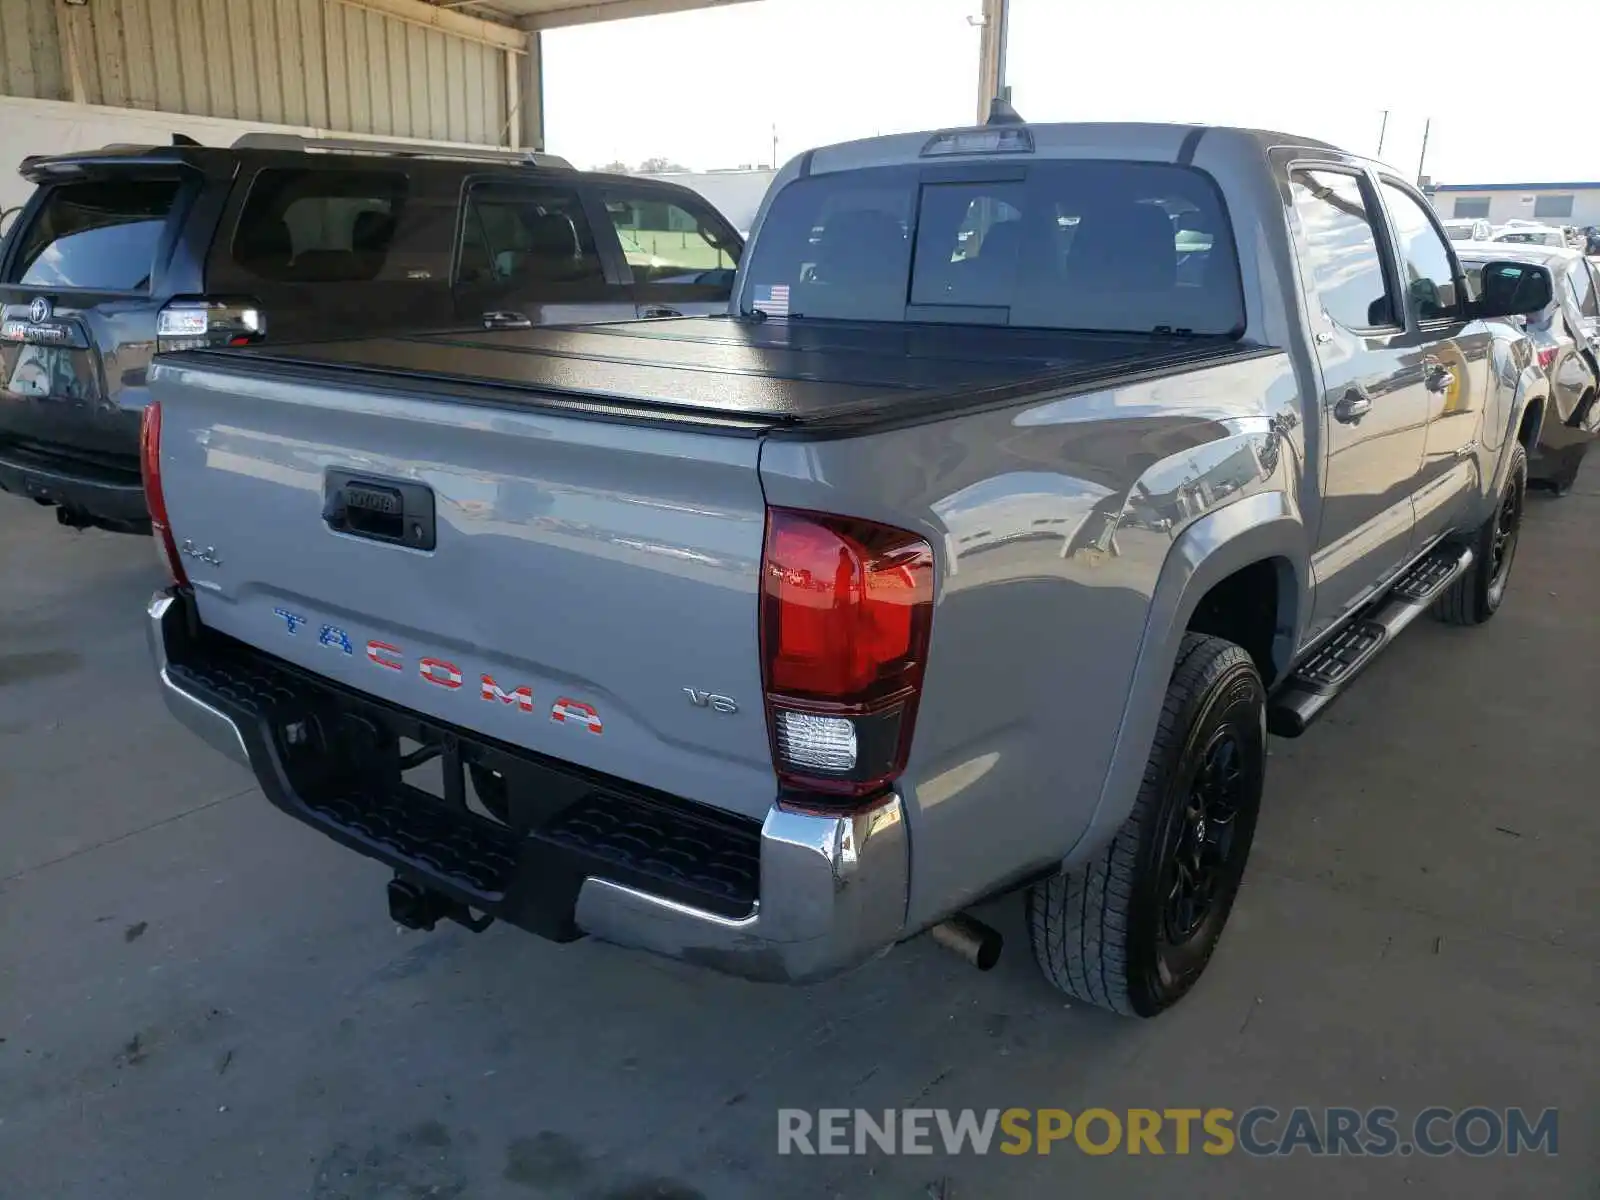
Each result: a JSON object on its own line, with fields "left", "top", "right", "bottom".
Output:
{"left": 1061, "top": 490, "right": 1305, "bottom": 868}
{"left": 1492, "top": 364, "right": 1548, "bottom": 501}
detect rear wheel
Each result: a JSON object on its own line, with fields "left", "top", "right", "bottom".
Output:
{"left": 1026, "top": 634, "right": 1265, "bottom": 1017}
{"left": 1434, "top": 443, "right": 1526, "bottom": 625}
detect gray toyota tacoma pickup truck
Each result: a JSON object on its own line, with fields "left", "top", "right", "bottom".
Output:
{"left": 143, "top": 121, "right": 1553, "bottom": 1016}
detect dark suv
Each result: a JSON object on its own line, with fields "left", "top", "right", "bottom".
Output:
{"left": 0, "top": 134, "right": 744, "bottom": 533}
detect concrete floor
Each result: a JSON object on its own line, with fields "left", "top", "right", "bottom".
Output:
{"left": 1, "top": 479, "right": 1595, "bottom": 1200}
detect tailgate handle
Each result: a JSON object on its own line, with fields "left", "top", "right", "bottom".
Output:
{"left": 323, "top": 472, "right": 436, "bottom": 551}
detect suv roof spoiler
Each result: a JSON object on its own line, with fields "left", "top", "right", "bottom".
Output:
{"left": 230, "top": 133, "right": 573, "bottom": 170}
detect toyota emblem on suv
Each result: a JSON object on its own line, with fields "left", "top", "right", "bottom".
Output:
{"left": 29, "top": 297, "right": 51, "bottom": 324}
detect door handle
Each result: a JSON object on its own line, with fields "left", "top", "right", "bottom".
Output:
{"left": 1333, "top": 389, "right": 1372, "bottom": 424}
{"left": 323, "top": 472, "right": 436, "bottom": 551}
{"left": 640, "top": 305, "right": 682, "bottom": 318}
{"left": 1424, "top": 365, "right": 1455, "bottom": 393}
{"left": 482, "top": 310, "right": 533, "bottom": 330}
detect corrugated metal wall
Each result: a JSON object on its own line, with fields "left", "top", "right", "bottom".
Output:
{"left": 0, "top": 0, "right": 65, "bottom": 101}
{"left": 0, "top": 0, "right": 511, "bottom": 145}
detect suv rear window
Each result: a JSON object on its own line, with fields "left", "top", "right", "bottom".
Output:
{"left": 10, "top": 179, "right": 181, "bottom": 291}
{"left": 232, "top": 168, "right": 407, "bottom": 283}
{"left": 741, "top": 161, "right": 1244, "bottom": 335}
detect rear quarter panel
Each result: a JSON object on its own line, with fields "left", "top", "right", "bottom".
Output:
{"left": 759, "top": 352, "right": 1306, "bottom": 930}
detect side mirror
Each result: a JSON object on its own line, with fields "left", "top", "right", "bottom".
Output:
{"left": 1475, "top": 260, "right": 1553, "bottom": 319}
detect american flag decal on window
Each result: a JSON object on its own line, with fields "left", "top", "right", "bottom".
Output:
{"left": 753, "top": 284, "right": 790, "bottom": 316}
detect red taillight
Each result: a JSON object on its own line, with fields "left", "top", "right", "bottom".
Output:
{"left": 1536, "top": 345, "right": 1558, "bottom": 370}
{"left": 139, "top": 401, "right": 189, "bottom": 588}
{"left": 760, "top": 508, "right": 933, "bottom": 799}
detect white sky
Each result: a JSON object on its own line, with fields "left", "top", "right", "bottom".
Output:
{"left": 544, "top": 0, "right": 1594, "bottom": 185}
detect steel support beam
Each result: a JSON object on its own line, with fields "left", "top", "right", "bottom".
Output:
{"left": 975, "top": 0, "right": 1010, "bottom": 125}
{"left": 515, "top": 0, "right": 760, "bottom": 31}
{"left": 337, "top": 0, "right": 527, "bottom": 51}
{"left": 517, "top": 30, "right": 546, "bottom": 151}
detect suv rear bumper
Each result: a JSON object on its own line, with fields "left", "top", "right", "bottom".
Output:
{"left": 146, "top": 588, "right": 908, "bottom": 983}
{"left": 0, "top": 440, "right": 149, "bottom": 530}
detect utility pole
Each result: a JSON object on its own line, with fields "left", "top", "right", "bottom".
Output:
{"left": 974, "top": 0, "right": 1011, "bottom": 125}
{"left": 1416, "top": 117, "right": 1432, "bottom": 186}
{"left": 1376, "top": 109, "right": 1389, "bottom": 158}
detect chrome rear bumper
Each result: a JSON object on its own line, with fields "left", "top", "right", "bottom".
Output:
{"left": 147, "top": 588, "right": 909, "bottom": 983}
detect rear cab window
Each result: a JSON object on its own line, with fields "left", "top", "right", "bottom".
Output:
{"left": 7, "top": 178, "right": 183, "bottom": 291}
{"left": 740, "top": 160, "right": 1245, "bottom": 335}
{"left": 231, "top": 168, "right": 407, "bottom": 283}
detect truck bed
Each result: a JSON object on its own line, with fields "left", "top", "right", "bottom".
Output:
{"left": 180, "top": 316, "right": 1265, "bottom": 434}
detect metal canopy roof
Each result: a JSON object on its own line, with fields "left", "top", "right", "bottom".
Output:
{"left": 427, "top": 0, "right": 760, "bottom": 31}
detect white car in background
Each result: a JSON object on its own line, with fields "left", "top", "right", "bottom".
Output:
{"left": 1444, "top": 217, "right": 1492, "bottom": 242}
{"left": 1491, "top": 223, "right": 1569, "bottom": 248}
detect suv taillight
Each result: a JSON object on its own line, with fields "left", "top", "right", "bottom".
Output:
{"left": 139, "top": 401, "right": 188, "bottom": 588}
{"left": 156, "top": 299, "right": 264, "bottom": 353}
{"left": 760, "top": 508, "right": 934, "bottom": 801}
{"left": 1536, "top": 345, "right": 1558, "bottom": 370}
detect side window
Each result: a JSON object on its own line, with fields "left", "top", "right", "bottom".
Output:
{"left": 602, "top": 192, "right": 740, "bottom": 286}
{"left": 232, "top": 169, "right": 407, "bottom": 283}
{"left": 1289, "top": 169, "right": 1397, "bottom": 330}
{"left": 1567, "top": 261, "right": 1598, "bottom": 318}
{"left": 10, "top": 179, "right": 181, "bottom": 291}
{"left": 455, "top": 185, "right": 604, "bottom": 288}
{"left": 1452, "top": 198, "right": 1490, "bottom": 219}
{"left": 1378, "top": 181, "right": 1461, "bottom": 323}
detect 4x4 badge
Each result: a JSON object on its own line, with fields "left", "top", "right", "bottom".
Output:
{"left": 29, "top": 297, "right": 51, "bottom": 324}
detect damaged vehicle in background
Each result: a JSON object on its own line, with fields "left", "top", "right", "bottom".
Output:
{"left": 1457, "top": 241, "right": 1600, "bottom": 493}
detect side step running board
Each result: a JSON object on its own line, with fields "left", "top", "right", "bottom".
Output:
{"left": 1268, "top": 543, "right": 1474, "bottom": 737}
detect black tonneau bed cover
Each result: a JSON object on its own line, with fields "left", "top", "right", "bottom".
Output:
{"left": 174, "top": 316, "right": 1267, "bottom": 435}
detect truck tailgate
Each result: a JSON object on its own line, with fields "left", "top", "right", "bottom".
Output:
{"left": 152, "top": 359, "right": 775, "bottom": 821}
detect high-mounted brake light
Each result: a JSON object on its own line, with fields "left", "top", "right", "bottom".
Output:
{"left": 760, "top": 508, "right": 934, "bottom": 800}
{"left": 139, "top": 401, "right": 189, "bottom": 588}
{"left": 920, "top": 127, "right": 1035, "bottom": 157}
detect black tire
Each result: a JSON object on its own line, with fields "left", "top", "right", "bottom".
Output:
{"left": 1025, "top": 634, "right": 1265, "bottom": 1017}
{"left": 1434, "top": 443, "right": 1526, "bottom": 626}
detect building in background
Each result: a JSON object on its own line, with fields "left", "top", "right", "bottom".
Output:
{"left": 1425, "top": 181, "right": 1600, "bottom": 228}
{"left": 0, "top": 0, "right": 526, "bottom": 214}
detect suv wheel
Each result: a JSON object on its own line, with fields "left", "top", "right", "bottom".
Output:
{"left": 1026, "top": 634, "right": 1265, "bottom": 1017}
{"left": 1434, "top": 443, "right": 1526, "bottom": 625}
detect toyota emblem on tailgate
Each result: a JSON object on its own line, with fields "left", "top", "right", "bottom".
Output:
{"left": 28, "top": 297, "right": 51, "bottom": 323}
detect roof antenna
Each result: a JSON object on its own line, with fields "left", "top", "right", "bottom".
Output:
{"left": 986, "top": 96, "right": 1024, "bottom": 126}
{"left": 172, "top": 133, "right": 202, "bottom": 147}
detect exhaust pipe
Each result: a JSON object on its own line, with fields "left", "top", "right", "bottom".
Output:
{"left": 930, "top": 913, "right": 1002, "bottom": 971}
